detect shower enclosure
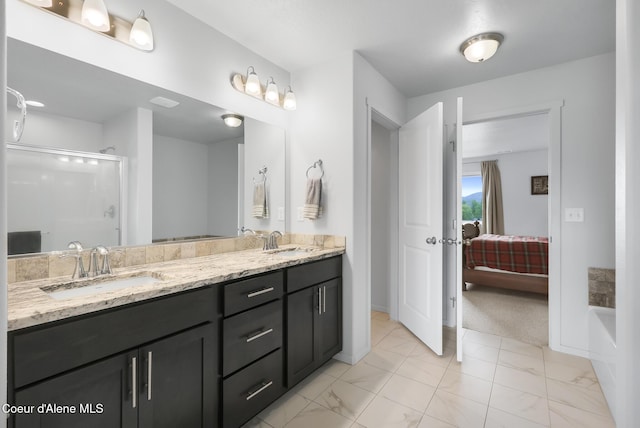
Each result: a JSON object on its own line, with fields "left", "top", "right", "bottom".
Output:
{"left": 6, "top": 143, "right": 126, "bottom": 255}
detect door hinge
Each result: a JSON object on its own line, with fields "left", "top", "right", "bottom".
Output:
{"left": 450, "top": 296, "right": 457, "bottom": 308}
{"left": 449, "top": 140, "right": 456, "bottom": 152}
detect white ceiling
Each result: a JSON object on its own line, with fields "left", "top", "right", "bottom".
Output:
{"left": 462, "top": 113, "right": 549, "bottom": 159}
{"left": 166, "top": 0, "right": 615, "bottom": 97}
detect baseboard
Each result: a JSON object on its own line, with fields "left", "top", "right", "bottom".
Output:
{"left": 371, "top": 304, "right": 388, "bottom": 313}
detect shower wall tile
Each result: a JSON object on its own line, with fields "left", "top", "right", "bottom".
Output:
{"left": 588, "top": 268, "right": 615, "bottom": 309}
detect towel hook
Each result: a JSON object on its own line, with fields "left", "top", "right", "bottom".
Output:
{"left": 253, "top": 166, "right": 268, "bottom": 184}
{"left": 306, "top": 159, "right": 324, "bottom": 179}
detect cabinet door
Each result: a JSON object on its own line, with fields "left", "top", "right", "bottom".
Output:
{"left": 137, "top": 323, "right": 217, "bottom": 428}
{"left": 318, "top": 278, "right": 342, "bottom": 363}
{"left": 286, "top": 286, "right": 319, "bottom": 387}
{"left": 13, "top": 351, "right": 137, "bottom": 428}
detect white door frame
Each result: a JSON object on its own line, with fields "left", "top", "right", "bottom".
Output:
{"left": 460, "top": 100, "right": 563, "bottom": 351}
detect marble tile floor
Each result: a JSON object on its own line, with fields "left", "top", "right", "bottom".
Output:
{"left": 241, "top": 311, "right": 615, "bottom": 428}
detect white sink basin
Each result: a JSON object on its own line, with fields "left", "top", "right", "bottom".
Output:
{"left": 42, "top": 272, "right": 164, "bottom": 300}
{"left": 269, "top": 247, "right": 317, "bottom": 257}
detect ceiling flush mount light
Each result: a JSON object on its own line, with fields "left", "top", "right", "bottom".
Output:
{"left": 230, "top": 67, "right": 297, "bottom": 110}
{"left": 222, "top": 114, "right": 244, "bottom": 128}
{"left": 459, "top": 32, "right": 504, "bottom": 63}
{"left": 81, "top": 0, "right": 111, "bottom": 32}
{"left": 129, "top": 10, "right": 154, "bottom": 51}
{"left": 19, "top": 0, "right": 154, "bottom": 52}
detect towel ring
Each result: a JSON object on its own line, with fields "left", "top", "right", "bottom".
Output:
{"left": 253, "top": 166, "right": 268, "bottom": 184}
{"left": 306, "top": 159, "right": 324, "bottom": 179}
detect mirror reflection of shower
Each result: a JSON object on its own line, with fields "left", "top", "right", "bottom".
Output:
{"left": 6, "top": 86, "right": 27, "bottom": 143}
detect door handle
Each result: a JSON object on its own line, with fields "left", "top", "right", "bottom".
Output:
{"left": 425, "top": 237, "right": 437, "bottom": 245}
{"left": 323, "top": 286, "right": 326, "bottom": 313}
{"left": 318, "top": 287, "right": 322, "bottom": 315}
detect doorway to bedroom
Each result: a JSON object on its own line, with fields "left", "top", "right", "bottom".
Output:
{"left": 461, "top": 112, "right": 550, "bottom": 346}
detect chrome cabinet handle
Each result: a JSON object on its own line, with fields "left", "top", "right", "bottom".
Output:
{"left": 246, "top": 381, "right": 273, "bottom": 401}
{"left": 247, "top": 287, "right": 275, "bottom": 298}
{"left": 425, "top": 236, "right": 437, "bottom": 245}
{"left": 323, "top": 286, "right": 326, "bottom": 314}
{"left": 318, "top": 287, "right": 322, "bottom": 315}
{"left": 246, "top": 328, "right": 274, "bottom": 343}
{"left": 147, "top": 351, "right": 153, "bottom": 401}
{"left": 132, "top": 357, "right": 137, "bottom": 409}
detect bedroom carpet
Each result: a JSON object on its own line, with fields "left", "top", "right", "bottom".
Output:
{"left": 462, "top": 284, "right": 549, "bottom": 346}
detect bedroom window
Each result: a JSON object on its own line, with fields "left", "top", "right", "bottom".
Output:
{"left": 462, "top": 175, "right": 482, "bottom": 221}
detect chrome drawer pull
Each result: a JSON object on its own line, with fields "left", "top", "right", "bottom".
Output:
{"left": 246, "top": 381, "right": 273, "bottom": 401}
{"left": 132, "top": 357, "right": 137, "bottom": 409}
{"left": 147, "top": 351, "right": 153, "bottom": 401}
{"left": 246, "top": 328, "right": 274, "bottom": 343}
{"left": 247, "top": 287, "right": 275, "bottom": 298}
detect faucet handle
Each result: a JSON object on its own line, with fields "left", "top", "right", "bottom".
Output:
{"left": 67, "top": 241, "right": 84, "bottom": 252}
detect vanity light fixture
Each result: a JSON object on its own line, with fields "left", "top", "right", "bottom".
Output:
{"left": 129, "top": 10, "right": 154, "bottom": 51}
{"left": 222, "top": 114, "right": 244, "bottom": 128}
{"left": 230, "top": 67, "right": 297, "bottom": 110}
{"left": 19, "top": 0, "right": 155, "bottom": 52}
{"left": 283, "top": 86, "right": 296, "bottom": 111}
{"left": 81, "top": 0, "right": 111, "bottom": 32}
{"left": 459, "top": 32, "right": 504, "bottom": 63}
{"left": 244, "top": 67, "right": 262, "bottom": 97}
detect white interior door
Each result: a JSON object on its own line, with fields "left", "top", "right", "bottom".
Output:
{"left": 398, "top": 102, "right": 444, "bottom": 355}
{"left": 455, "top": 97, "right": 464, "bottom": 362}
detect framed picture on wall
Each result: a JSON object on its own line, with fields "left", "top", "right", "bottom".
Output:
{"left": 531, "top": 175, "right": 549, "bottom": 195}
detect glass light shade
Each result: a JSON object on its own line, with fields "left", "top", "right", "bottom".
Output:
{"left": 24, "top": 0, "right": 53, "bottom": 6}
{"left": 460, "top": 33, "right": 503, "bottom": 63}
{"left": 245, "top": 68, "right": 262, "bottom": 96}
{"left": 81, "top": 0, "right": 110, "bottom": 32}
{"left": 222, "top": 114, "right": 243, "bottom": 128}
{"left": 283, "top": 88, "right": 296, "bottom": 111}
{"left": 264, "top": 78, "right": 280, "bottom": 105}
{"left": 463, "top": 39, "right": 499, "bottom": 62}
{"left": 129, "top": 10, "right": 154, "bottom": 51}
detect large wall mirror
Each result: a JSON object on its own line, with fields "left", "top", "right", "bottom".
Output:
{"left": 5, "top": 38, "right": 286, "bottom": 256}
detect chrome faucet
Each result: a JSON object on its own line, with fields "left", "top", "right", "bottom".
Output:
{"left": 240, "top": 227, "right": 256, "bottom": 236}
{"left": 263, "top": 230, "right": 282, "bottom": 251}
{"left": 62, "top": 241, "right": 88, "bottom": 279}
{"left": 90, "top": 245, "right": 112, "bottom": 276}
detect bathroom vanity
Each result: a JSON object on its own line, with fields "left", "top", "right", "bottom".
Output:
{"left": 6, "top": 245, "right": 343, "bottom": 428}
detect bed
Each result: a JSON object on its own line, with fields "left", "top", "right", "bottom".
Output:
{"left": 462, "top": 221, "right": 549, "bottom": 295}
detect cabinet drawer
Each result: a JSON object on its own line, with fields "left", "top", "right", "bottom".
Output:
{"left": 223, "top": 349, "right": 284, "bottom": 428}
{"left": 224, "top": 271, "right": 283, "bottom": 316}
{"left": 286, "top": 256, "right": 342, "bottom": 293}
{"left": 11, "top": 287, "right": 215, "bottom": 389}
{"left": 223, "top": 299, "right": 282, "bottom": 376}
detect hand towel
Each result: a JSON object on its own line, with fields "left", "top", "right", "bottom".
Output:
{"left": 252, "top": 182, "right": 268, "bottom": 218}
{"left": 303, "top": 178, "right": 323, "bottom": 220}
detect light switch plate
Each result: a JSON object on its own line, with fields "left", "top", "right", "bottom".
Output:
{"left": 565, "top": 208, "right": 584, "bottom": 222}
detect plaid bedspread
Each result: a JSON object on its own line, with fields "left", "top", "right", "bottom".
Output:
{"left": 465, "top": 234, "right": 549, "bottom": 275}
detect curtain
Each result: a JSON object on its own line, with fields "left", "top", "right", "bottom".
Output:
{"left": 481, "top": 160, "right": 505, "bottom": 235}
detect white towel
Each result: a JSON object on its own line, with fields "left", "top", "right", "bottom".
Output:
{"left": 303, "top": 178, "right": 323, "bottom": 220}
{"left": 252, "top": 182, "right": 268, "bottom": 218}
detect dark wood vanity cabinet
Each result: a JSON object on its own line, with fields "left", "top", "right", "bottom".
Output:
{"left": 8, "top": 288, "right": 218, "bottom": 428}
{"left": 7, "top": 254, "right": 343, "bottom": 428}
{"left": 221, "top": 271, "right": 285, "bottom": 428}
{"left": 286, "top": 256, "right": 343, "bottom": 387}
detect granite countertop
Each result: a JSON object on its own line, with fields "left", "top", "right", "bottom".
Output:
{"left": 8, "top": 245, "right": 344, "bottom": 331}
